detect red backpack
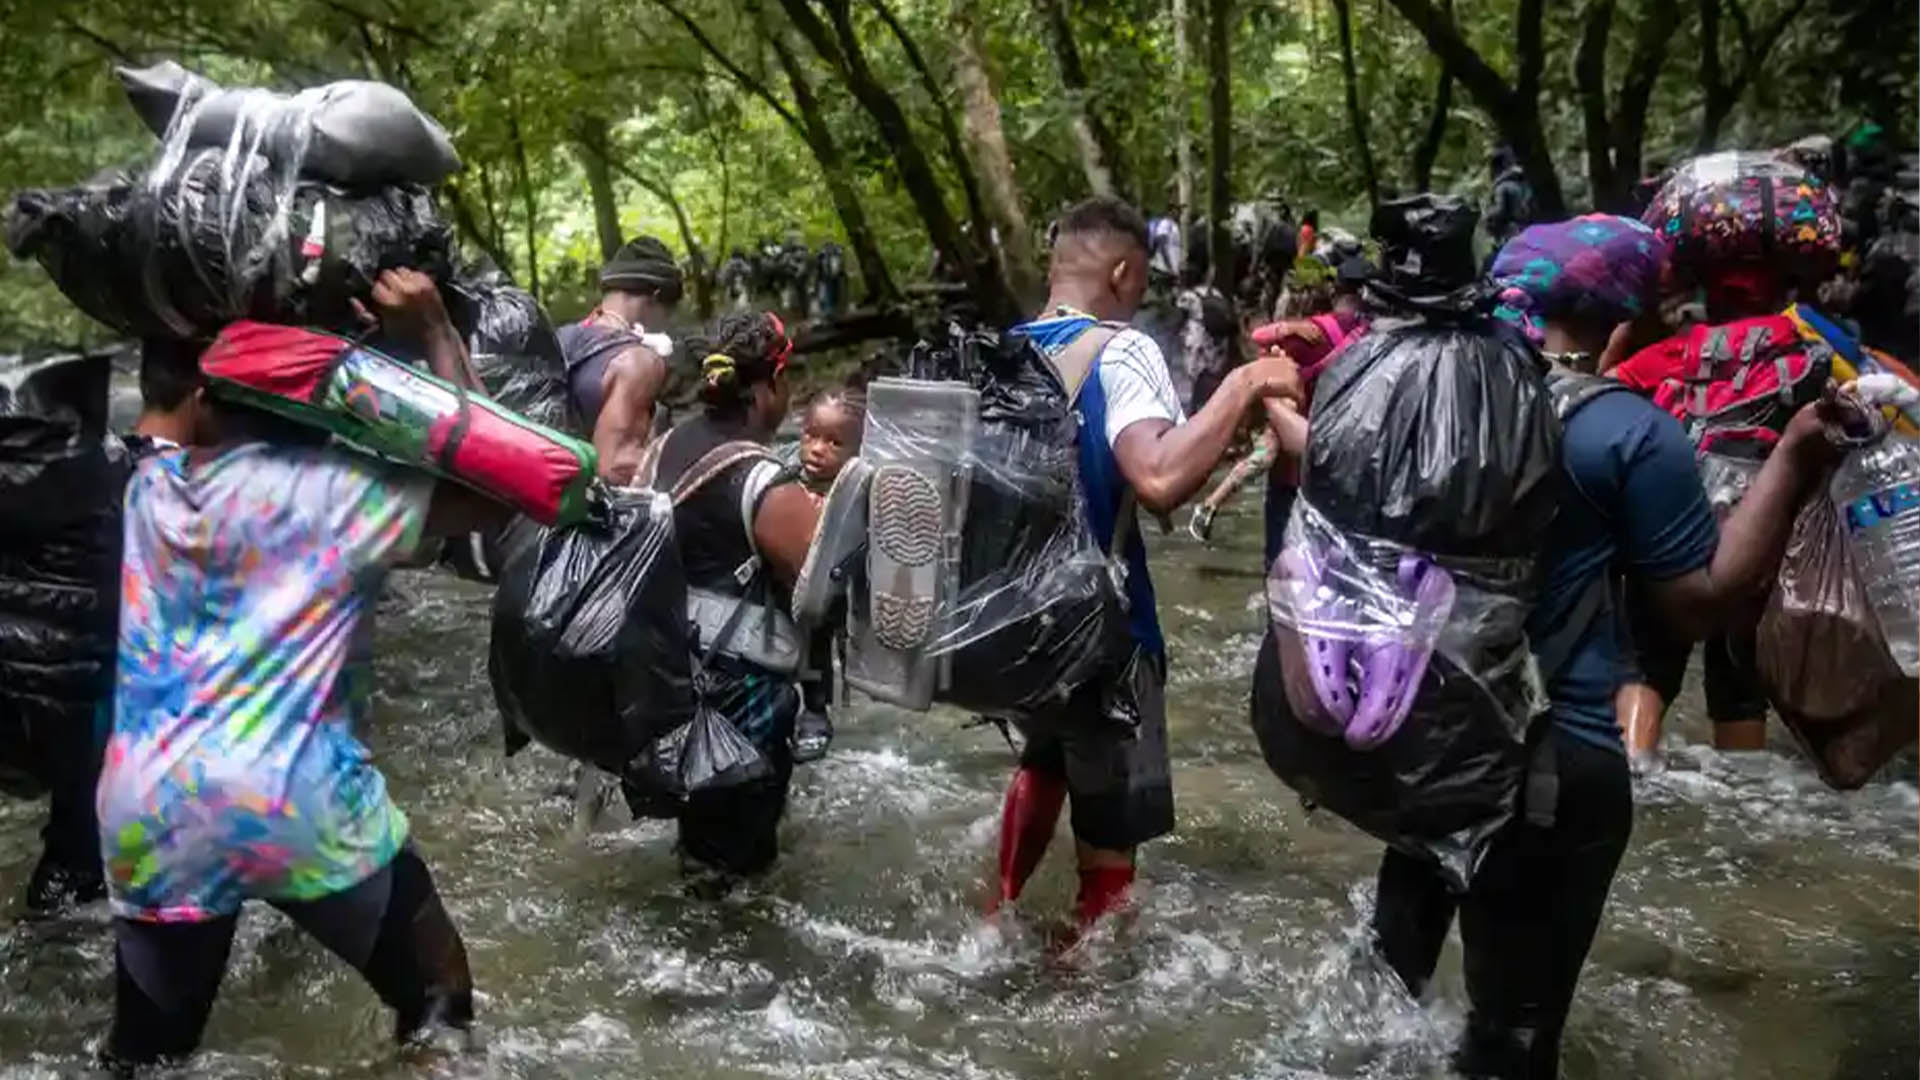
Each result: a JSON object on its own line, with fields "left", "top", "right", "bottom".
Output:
{"left": 1613, "top": 314, "right": 1832, "bottom": 453}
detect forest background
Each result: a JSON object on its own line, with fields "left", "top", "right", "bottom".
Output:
{"left": 2, "top": 0, "right": 1913, "bottom": 346}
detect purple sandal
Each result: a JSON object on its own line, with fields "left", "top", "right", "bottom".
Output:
{"left": 1342, "top": 555, "right": 1454, "bottom": 749}
{"left": 1277, "top": 544, "right": 1357, "bottom": 734}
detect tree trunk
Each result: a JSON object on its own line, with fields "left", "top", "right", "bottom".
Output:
{"left": 575, "top": 117, "right": 626, "bottom": 260}
{"left": 1410, "top": 0, "right": 1454, "bottom": 192}
{"left": 1172, "top": 0, "right": 1194, "bottom": 239}
{"left": 870, "top": 0, "right": 993, "bottom": 247}
{"left": 443, "top": 180, "right": 516, "bottom": 275}
{"left": 1576, "top": 0, "right": 1617, "bottom": 210}
{"left": 950, "top": 0, "right": 1042, "bottom": 303}
{"left": 1384, "top": 0, "right": 1567, "bottom": 218}
{"left": 780, "top": 0, "right": 1018, "bottom": 326}
{"left": 1206, "top": 0, "right": 1232, "bottom": 295}
{"left": 1695, "top": 0, "right": 1731, "bottom": 151}
{"left": 767, "top": 32, "right": 900, "bottom": 305}
{"left": 609, "top": 159, "right": 713, "bottom": 318}
{"left": 1035, "top": 0, "right": 1129, "bottom": 198}
{"left": 507, "top": 101, "right": 542, "bottom": 302}
{"left": 648, "top": 0, "right": 898, "bottom": 305}
{"left": 1330, "top": 0, "right": 1380, "bottom": 208}
{"left": 1611, "top": 0, "right": 1680, "bottom": 198}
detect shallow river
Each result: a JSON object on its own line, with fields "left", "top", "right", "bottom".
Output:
{"left": 0, "top": 488, "right": 1914, "bottom": 1079}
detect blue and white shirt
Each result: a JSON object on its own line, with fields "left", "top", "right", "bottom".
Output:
{"left": 1011, "top": 314, "right": 1187, "bottom": 657}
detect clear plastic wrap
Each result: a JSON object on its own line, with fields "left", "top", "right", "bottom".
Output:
{"left": 844, "top": 326, "right": 1124, "bottom": 718}
{"left": 1757, "top": 493, "right": 1899, "bottom": 721}
{"left": 1252, "top": 500, "right": 1544, "bottom": 889}
{"left": 6, "top": 71, "right": 455, "bottom": 341}
{"left": 1640, "top": 151, "right": 1841, "bottom": 280}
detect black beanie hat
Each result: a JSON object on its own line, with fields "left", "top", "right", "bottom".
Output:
{"left": 601, "top": 236, "right": 684, "bottom": 303}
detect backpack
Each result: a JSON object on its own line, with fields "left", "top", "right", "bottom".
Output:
{"left": 1641, "top": 152, "right": 1841, "bottom": 279}
{"left": 1611, "top": 315, "right": 1832, "bottom": 471}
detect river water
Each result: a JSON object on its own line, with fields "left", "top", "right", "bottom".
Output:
{"left": 0, "top": 486, "right": 1913, "bottom": 1079}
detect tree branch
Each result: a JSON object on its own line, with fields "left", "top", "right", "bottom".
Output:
{"left": 1384, "top": 0, "right": 1516, "bottom": 116}
{"left": 1330, "top": 0, "right": 1379, "bottom": 208}
{"left": 867, "top": 0, "right": 991, "bottom": 242}
{"left": 1612, "top": 0, "right": 1679, "bottom": 190}
{"left": 1515, "top": 0, "right": 1547, "bottom": 99}
{"left": 646, "top": 0, "right": 803, "bottom": 133}
{"left": 1411, "top": 0, "right": 1455, "bottom": 192}
{"left": 1575, "top": 0, "right": 1616, "bottom": 208}
{"left": 55, "top": 16, "right": 137, "bottom": 63}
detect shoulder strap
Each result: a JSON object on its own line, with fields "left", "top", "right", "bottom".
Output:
{"left": 1543, "top": 365, "right": 1633, "bottom": 424}
{"left": 1049, "top": 322, "right": 1128, "bottom": 402}
{"left": 668, "top": 440, "right": 777, "bottom": 508}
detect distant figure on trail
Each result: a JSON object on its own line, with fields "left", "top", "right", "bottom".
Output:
{"left": 720, "top": 247, "right": 753, "bottom": 312}
{"left": 779, "top": 230, "right": 812, "bottom": 315}
{"left": 1485, "top": 145, "right": 1535, "bottom": 257}
{"left": 814, "top": 241, "right": 847, "bottom": 319}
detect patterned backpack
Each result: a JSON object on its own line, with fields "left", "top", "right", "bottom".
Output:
{"left": 1642, "top": 152, "right": 1841, "bottom": 280}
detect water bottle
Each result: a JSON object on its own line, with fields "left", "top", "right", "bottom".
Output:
{"left": 1830, "top": 433, "right": 1920, "bottom": 676}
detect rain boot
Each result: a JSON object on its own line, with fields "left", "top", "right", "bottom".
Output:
{"left": 992, "top": 767, "right": 1066, "bottom": 911}
{"left": 1073, "top": 865, "right": 1136, "bottom": 929}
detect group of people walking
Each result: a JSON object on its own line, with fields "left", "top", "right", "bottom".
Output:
{"left": 1, "top": 123, "right": 1911, "bottom": 1080}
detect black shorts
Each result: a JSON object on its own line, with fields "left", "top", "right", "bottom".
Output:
{"left": 1016, "top": 650, "right": 1174, "bottom": 851}
{"left": 1621, "top": 583, "right": 1768, "bottom": 723}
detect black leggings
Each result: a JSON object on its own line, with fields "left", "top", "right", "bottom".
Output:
{"left": 1372, "top": 728, "right": 1632, "bottom": 1079}
{"left": 106, "top": 847, "right": 472, "bottom": 1069}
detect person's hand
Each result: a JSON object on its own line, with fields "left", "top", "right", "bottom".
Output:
{"left": 354, "top": 268, "right": 456, "bottom": 346}
{"left": 1781, "top": 386, "right": 1855, "bottom": 464}
{"left": 1238, "top": 353, "right": 1303, "bottom": 404}
{"left": 1249, "top": 319, "right": 1324, "bottom": 349}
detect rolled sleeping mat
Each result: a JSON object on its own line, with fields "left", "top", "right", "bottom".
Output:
{"left": 200, "top": 321, "right": 597, "bottom": 526}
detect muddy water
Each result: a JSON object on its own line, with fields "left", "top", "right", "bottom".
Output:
{"left": 0, "top": 487, "right": 1913, "bottom": 1079}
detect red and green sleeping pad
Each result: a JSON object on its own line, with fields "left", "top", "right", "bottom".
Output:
{"left": 201, "top": 321, "right": 598, "bottom": 526}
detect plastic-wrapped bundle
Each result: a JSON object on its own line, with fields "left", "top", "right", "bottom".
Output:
{"left": 1302, "top": 316, "right": 1560, "bottom": 558}
{"left": 1757, "top": 493, "right": 1899, "bottom": 721}
{"left": 1251, "top": 501, "right": 1542, "bottom": 889}
{"left": 914, "top": 326, "right": 1124, "bottom": 717}
{"left": 6, "top": 159, "right": 452, "bottom": 340}
{"left": 118, "top": 61, "right": 460, "bottom": 187}
{"left": 1641, "top": 151, "right": 1841, "bottom": 283}
{"left": 0, "top": 353, "right": 127, "bottom": 798}
{"left": 449, "top": 270, "right": 577, "bottom": 436}
{"left": 489, "top": 492, "right": 698, "bottom": 774}
{"left": 200, "top": 322, "right": 597, "bottom": 526}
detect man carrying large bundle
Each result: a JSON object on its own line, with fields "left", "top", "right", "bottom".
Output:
{"left": 997, "top": 197, "right": 1301, "bottom": 933}
{"left": 558, "top": 236, "right": 684, "bottom": 485}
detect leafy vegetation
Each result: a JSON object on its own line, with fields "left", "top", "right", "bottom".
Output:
{"left": 2, "top": 0, "right": 1911, "bottom": 346}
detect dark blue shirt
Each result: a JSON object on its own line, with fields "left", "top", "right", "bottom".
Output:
{"left": 1530, "top": 390, "right": 1719, "bottom": 752}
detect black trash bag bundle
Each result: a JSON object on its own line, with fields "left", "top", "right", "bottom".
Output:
{"left": 448, "top": 269, "right": 576, "bottom": 435}
{"left": 1249, "top": 194, "right": 1562, "bottom": 890}
{"left": 903, "top": 323, "right": 1125, "bottom": 718}
{"left": 624, "top": 696, "right": 773, "bottom": 819}
{"left": 6, "top": 157, "right": 452, "bottom": 341}
{"left": 489, "top": 490, "right": 698, "bottom": 775}
{"left": 118, "top": 61, "right": 460, "bottom": 188}
{"left": 0, "top": 353, "right": 127, "bottom": 799}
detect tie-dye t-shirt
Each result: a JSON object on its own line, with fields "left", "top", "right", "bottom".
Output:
{"left": 100, "top": 442, "right": 433, "bottom": 922}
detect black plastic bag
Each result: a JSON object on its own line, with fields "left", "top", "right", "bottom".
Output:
{"left": 901, "top": 325, "right": 1125, "bottom": 717}
{"left": 1303, "top": 317, "right": 1560, "bottom": 559}
{"left": 450, "top": 269, "right": 576, "bottom": 436}
{"left": 7, "top": 159, "right": 452, "bottom": 340}
{"left": 0, "top": 353, "right": 126, "bottom": 799}
{"left": 489, "top": 490, "right": 697, "bottom": 774}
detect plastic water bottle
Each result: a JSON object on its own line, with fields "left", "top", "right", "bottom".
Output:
{"left": 1831, "top": 433, "right": 1920, "bottom": 676}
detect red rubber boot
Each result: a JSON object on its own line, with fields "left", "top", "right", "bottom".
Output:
{"left": 1074, "top": 865, "right": 1136, "bottom": 929}
{"left": 992, "top": 767, "right": 1067, "bottom": 911}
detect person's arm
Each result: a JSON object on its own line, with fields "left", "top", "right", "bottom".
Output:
{"left": 1261, "top": 395, "right": 1310, "bottom": 458}
{"left": 593, "top": 345, "right": 669, "bottom": 487}
{"left": 1112, "top": 355, "right": 1301, "bottom": 514}
{"left": 364, "top": 268, "right": 482, "bottom": 391}
{"left": 423, "top": 481, "right": 515, "bottom": 539}
{"left": 1634, "top": 404, "right": 1834, "bottom": 642}
{"left": 751, "top": 481, "right": 824, "bottom": 588}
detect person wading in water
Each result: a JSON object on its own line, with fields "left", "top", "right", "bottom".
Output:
{"left": 558, "top": 236, "right": 683, "bottom": 485}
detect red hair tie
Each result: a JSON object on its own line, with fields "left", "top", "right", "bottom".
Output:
{"left": 766, "top": 312, "right": 794, "bottom": 374}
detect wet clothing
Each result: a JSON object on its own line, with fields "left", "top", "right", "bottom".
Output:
{"left": 1373, "top": 726, "right": 1632, "bottom": 1079}
{"left": 107, "top": 846, "right": 472, "bottom": 1066}
{"left": 1017, "top": 650, "right": 1173, "bottom": 851}
{"left": 1010, "top": 314, "right": 1186, "bottom": 658}
{"left": 103, "top": 444, "right": 429, "bottom": 922}
{"left": 1529, "top": 390, "right": 1718, "bottom": 753}
{"left": 1632, "top": 620, "right": 1770, "bottom": 725}
{"left": 651, "top": 414, "right": 801, "bottom": 876}
{"left": 559, "top": 321, "right": 652, "bottom": 433}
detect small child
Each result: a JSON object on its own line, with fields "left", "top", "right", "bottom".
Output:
{"left": 792, "top": 384, "right": 866, "bottom": 762}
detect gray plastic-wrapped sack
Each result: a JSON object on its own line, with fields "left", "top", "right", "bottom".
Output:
{"left": 118, "top": 61, "right": 460, "bottom": 187}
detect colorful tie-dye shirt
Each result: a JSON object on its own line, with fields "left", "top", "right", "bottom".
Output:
{"left": 100, "top": 442, "right": 433, "bottom": 922}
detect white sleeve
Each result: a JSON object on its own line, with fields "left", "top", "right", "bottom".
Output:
{"left": 1097, "top": 329, "right": 1187, "bottom": 447}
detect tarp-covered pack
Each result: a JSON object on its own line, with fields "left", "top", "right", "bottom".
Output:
{"left": 1641, "top": 151, "right": 1841, "bottom": 282}
{"left": 1250, "top": 194, "right": 1561, "bottom": 889}
{"left": 0, "top": 352, "right": 127, "bottom": 799}
{"left": 200, "top": 322, "right": 597, "bottom": 526}
{"left": 118, "top": 61, "right": 460, "bottom": 187}
{"left": 6, "top": 161, "right": 452, "bottom": 341}
{"left": 489, "top": 493, "right": 698, "bottom": 777}
{"left": 831, "top": 324, "right": 1124, "bottom": 718}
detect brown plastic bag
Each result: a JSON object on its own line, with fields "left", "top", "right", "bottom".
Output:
{"left": 1757, "top": 494, "right": 1899, "bottom": 720}
{"left": 1758, "top": 494, "right": 1917, "bottom": 788}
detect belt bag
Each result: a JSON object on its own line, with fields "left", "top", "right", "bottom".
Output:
{"left": 688, "top": 586, "right": 803, "bottom": 675}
